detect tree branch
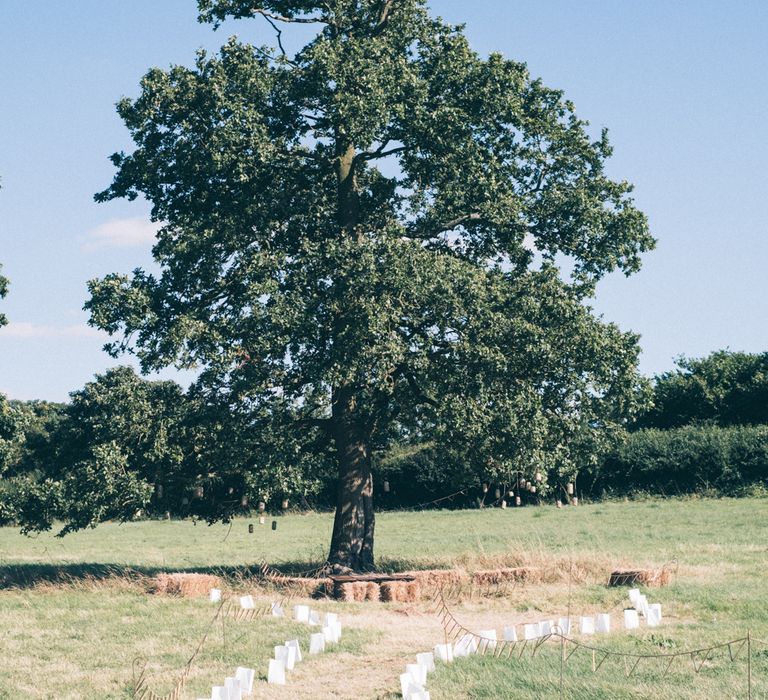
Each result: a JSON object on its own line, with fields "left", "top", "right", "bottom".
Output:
{"left": 405, "top": 372, "right": 439, "bottom": 407}
{"left": 436, "top": 212, "right": 485, "bottom": 231}
{"left": 372, "top": 0, "right": 396, "bottom": 37}
{"left": 294, "top": 416, "right": 333, "bottom": 430}
{"left": 253, "top": 8, "right": 336, "bottom": 26}
{"left": 259, "top": 12, "right": 290, "bottom": 59}
{"left": 356, "top": 144, "right": 410, "bottom": 163}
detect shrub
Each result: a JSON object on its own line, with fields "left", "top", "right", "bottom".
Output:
{"left": 590, "top": 424, "right": 768, "bottom": 497}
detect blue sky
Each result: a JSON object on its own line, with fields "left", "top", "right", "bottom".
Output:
{"left": 1, "top": 1, "right": 766, "bottom": 402}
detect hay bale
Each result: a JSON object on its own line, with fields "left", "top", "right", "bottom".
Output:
{"left": 339, "top": 582, "right": 357, "bottom": 602}
{"left": 609, "top": 568, "right": 670, "bottom": 588}
{"left": 471, "top": 567, "right": 537, "bottom": 586}
{"left": 380, "top": 581, "right": 402, "bottom": 602}
{"left": 379, "top": 581, "right": 420, "bottom": 602}
{"left": 404, "top": 581, "right": 421, "bottom": 602}
{"left": 353, "top": 582, "right": 370, "bottom": 601}
{"left": 405, "top": 569, "right": 468, "bottom": 588}
{"left": 152, "top": 573, "right": 222, "bottom": 597}
{"left": 365, "top": 582, "right": 381, "bottom": 601}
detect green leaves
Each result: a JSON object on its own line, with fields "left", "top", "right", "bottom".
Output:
{"left": 84, "top": 0, "right": 654, "bottom": 524}
{"left": 0, "top": 261, "right": 8, "bottom": 328}
{"left": 640, "top": 351, "right": 768, "bottom": 429}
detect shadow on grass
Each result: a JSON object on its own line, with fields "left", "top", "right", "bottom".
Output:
{"left": 0, "top": 557, "right": 446, "bottom": 589}
{"left": 0, "top": 560, "right": 329, "bottom": 589}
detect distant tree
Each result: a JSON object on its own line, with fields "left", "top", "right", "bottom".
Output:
{"left": 0, "top": 263, "right": 7, "bottom": 328}
{"left": 638, "top": 351, "right": 768, "bottom": 429}
{"left": 8, "top": 367, "right": 333, "bottom": 533}
{"left": 11, "top": 367, "right": 184, "bottom": 534}
{"left": 86, "top": 0, "right": 654, "bottom": 570}
{"left": 0, "top": 396, "right": 23, "bottom": 475}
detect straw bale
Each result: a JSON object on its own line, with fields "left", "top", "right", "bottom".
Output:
{"left": 379, "top": 581, "right": 401, "bottom": 602}
{"left": 379, "top": 580, "right": 420, "bottom": 602}
{"left": 152, "top": 573, "right": 222, "bottom": 597}
{"left": 609, "top": 568, "right": 671, "bottom": 588}
{"left": 405, "top": 581, "right": 421, "bottom": 602}
{"left": 365, "top": 582, "right": 381, "bottom": 601}
{"left": 404, "top": 569, "right": 468, "bottom": 588}
{"left": 471, "top": 567, "right": 537, "bottom": 586}
{"left": 339, "top": 582, "right": 357, "bottom": 602}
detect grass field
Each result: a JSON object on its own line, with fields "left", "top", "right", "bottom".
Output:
{"left": 1, "top": 497, "right": 767, "bottom": 698}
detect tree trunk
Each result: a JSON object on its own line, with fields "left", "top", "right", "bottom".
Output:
{"left": 328, "top": 389, "right": 375, "bottom": 572}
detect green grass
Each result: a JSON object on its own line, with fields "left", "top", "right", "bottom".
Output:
{"left": 1, "top": 497, "right": 767, "bottom": 698}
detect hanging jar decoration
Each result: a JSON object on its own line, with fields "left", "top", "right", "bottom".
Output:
{"left": 501, "top": 500, "right": 507, "bottom": 509}
{"left": 258, "top": 501, "right": 266, "bottom": 513}
{"left": 281, "top": 499, "right": 289, "bottom": 510}
{"left": 241, "top": 495, "right": 249, "bottom": 507}
{"left": 383, "top": 480, "right": 390, "bottom": 493}
{"left": 515, "top": 496, "right": 522, "bottom": 506}
{"left": 508, "top": 489, "right": 514, "bottom": 497}
{"left": 572, "top": 496, "right": 579, "bottom": 506}
{"left": 494, "top": 488, "right": 501, "bottom": 500}
{"left": 194, "top": 486, "right": 204, "bottom": 499}
{"left": 535, "top": 471, "right": 542, "bottom": 483}
{"left": 228, "top": 487, "right": 234, "bottom": 495}
{"left": 567, "top": 482, "right": 574, "bottom": 495}
{"left": 530, "top": 485, "right": 537, "bottom": 494}
{"left": 482, "top": 483, "right": 489, "bottom": 493}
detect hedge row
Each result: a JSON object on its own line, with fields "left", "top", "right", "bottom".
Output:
{"left": 588, "top": 424, "right": 768, "bottom": 497}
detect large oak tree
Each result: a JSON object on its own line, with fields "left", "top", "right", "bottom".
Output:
{"left": 87, "top": 0, "right": 654, "bottom": 571}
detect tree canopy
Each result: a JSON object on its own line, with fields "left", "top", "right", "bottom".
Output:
{"left": 638, "top": 351, "right": 768, "bottom": 430}
{"left": 0, "top": 264, "right": 7, "bottom": 328}
{"left": 85, "top": 0, "right": 654, "bottom": 570}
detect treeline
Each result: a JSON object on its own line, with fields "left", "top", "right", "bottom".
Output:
{"left": 0, "top": 366, "right": 336, "bottom": 532}
{"left": 2, "top": 351, "right": 767, "bottom": 530}
{"left": 374, "top": 350, "right": 768, "bottom": 502}
{"left": 586, "top": 350, "right": 768, "bottom": 498}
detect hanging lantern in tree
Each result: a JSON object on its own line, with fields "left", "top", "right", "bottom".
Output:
{"left": 515, "top": 496, "right": 522, "bottom": 507}
{"left": 530, "top": 486, "right": 537, "bottom": 494}
{"left": 258, "top": 501, "right": 266, "bottom": 513}
{"left": 501, "top": 500, "right": 507, "bottom": 509}
{"left": 194, "top": 486, "right": 204, "bottom": 499}
{"left": 383, "top": 480, "right": 390, "bottom": 493}
{"left": 482, "top": 483, "right": 489, "bottom": 493}
{"left": 281, "top": 499, "right": 289, "bottom": 510}
{"left": 508, "top": 489, "right": 514, "bottom": 497}
{"left": 494, "top": 488, "right": 501, "bottom": 499}
{"left": 228, "top": 487, "right": 234, "bottom": 495}
{"left": 241, "top": 495, "right": 249, "bottom": 507}
{"left": 535, "top": 471, "right": 542, "bottom": 483}
{"left": 567, "top": 482, "right": 574, "bottom": 495}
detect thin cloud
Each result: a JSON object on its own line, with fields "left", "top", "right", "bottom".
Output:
{"left": 82, "top": 217, "right": 160, "bottom": 251}
{"left": 0, "top": 322, "right": 105, "bottom": 339}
